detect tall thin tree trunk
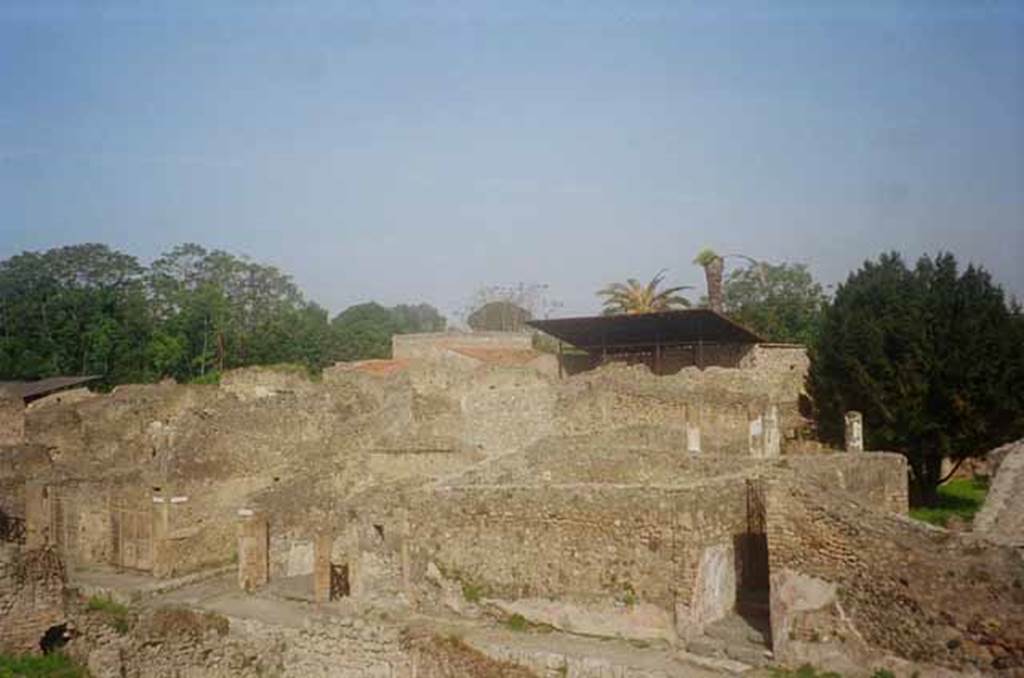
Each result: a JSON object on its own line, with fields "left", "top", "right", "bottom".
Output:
{"left": 704, "top": 256, "right": 725, "bottom": 312}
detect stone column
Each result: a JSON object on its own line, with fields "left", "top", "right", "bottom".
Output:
{"left": 25, "top": 482, "right": 51, "bottom": 549}
{"left": 346, "top": 521, "right": 363, "bottom": 599}
{"left": 844, "top": 411, "right": 864, "bottom": 453}
{"left": 313, "top": 532, "right": 332, "bottom": 603}
{"left": 150, "top": 496, "right": 171, "bottom": 577}
{"left": 237, "top": 509, "right": 268, "bottom": 592}
{"left": 763, "top": 404, "right": 781, "bottom": 458}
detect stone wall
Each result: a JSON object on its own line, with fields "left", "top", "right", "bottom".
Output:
{"left": 0, "top": 395, "right": 24, "bottom": 445}
{"left": 392, "top": 332, "right": 534, "bottom": 361}
{"left": 67, "top": 604, "right": 537, "bottom": 678}
{"left": 766, "top": 478, "right": 1024, "bottom": 673}
{"left": 974, "top": 439, "right": 1024, "bottom": 547}
{"left": 0, "top": 545, "right": 67, "bottom": 654}
{"left": 794, "top": 452, "right": 909, "bottom": 515}
{"left": 395, "top": 477, "right": 758, "bottom": 641}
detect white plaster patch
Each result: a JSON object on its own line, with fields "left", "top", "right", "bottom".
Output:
{"left": 691, "top": 542, "right": 736, "bottom": 629}
{"left": 286, "top": 540, "right": 315, "bottom": 576}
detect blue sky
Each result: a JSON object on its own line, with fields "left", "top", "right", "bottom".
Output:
{"left": 1, "top": 1, "right": 1022, "bottom": 320}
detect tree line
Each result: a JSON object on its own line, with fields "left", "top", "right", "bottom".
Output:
{"left": 0, "top": 243, "right": 445, "bottom": 386}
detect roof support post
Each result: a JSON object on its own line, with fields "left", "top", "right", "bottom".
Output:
{"left": 654, "top": 334, "right": 662, "bottom": 375}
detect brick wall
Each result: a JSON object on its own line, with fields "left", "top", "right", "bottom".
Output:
{"left": 0, "top": 545, "right": 66, "bottom": 654}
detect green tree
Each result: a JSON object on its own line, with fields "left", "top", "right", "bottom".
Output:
{"left": 0, "top": 244, "right": 152, "bottom": 385}
{"left": 723, "top": 261, "right": 827, "bottom": 345}
{"left": 330, "top": 302, "right": 447, "bottom": 361}
{"left": 597, "top": 270, "right": 691, "bottom": 315}
{"left": 392, "top": 303, "right": 447, "bottom": 333}
{"left": 809, "top": 252, "right": 1024, "bottom": 505}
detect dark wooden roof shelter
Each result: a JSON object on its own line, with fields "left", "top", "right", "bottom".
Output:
{"left": 528, "top": 310, "right": 765, "bottom": 376}
{"left": 528, "top": 309, "right": 765, "bottom": 355}
{"left": 0, "top": 375, "right": 101, "bottom": 404}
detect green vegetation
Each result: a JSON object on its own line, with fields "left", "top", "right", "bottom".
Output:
{"left": 910, "top": 477, "right": 989, "bottom": 526}
{"left": 0, "top": 652, "right": 88, "bottom": 677}
{"left": 86, "top": 594, "right": 131, "bottom": 634}
{"left": 809, "top": 252, "right": 1024, "bottom": 506}
{"left": 503, "top": 613, "right": 529, "bottom": 632}
{"left": 597, "top": 270, "right": 691, "bottom": 315}
{"left": 770, "top": 664, "right": 842, "bottom": 678}
{"left": 723, "top": 261, "right": 828, "bottom": 345}
{"left": 0, "top": 243, "right": 446, "bottom": 386}
{"left": 461, "top": 581, "right": 485, "bottom": 604}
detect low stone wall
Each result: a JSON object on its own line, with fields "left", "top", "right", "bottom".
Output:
{"left": 67, "top": 604, "right": 537, "bottom": 678}
{"left": 393, "top": 332, "right": 534, "bottom": 361}
{"left": 766, "top": 478, "right": 1024, "bottom": 673}
{"left": 795, "top": 452, "right": 909, "bottom": 515}
{"left": 0, "top": 545, "right": 67, "bottom": 654}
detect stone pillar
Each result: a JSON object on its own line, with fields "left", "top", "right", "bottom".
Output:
{"left": 313, "top": 532, "right": 332, "bottom": 603}
{"left": 150, "top": 496, "right": 171, "bottom": 577}
{"left": 844, "top": 411, "right": 864, "bottom": 453}
{"left": 346, "top": 521, "right": 363, "bottom": 599}
{"left": 237, "top": 509, "right": 268, "bottom": 592}
{"left": 748, "top": 408, "right": 764, "bottom": 458}
{"left": 763, "top": 404, "right": 780, "bottom": 458}
{"left": 25, "top": 483, "right": 51, "bottom": 549}
{"left": 687, "top": 424, "right": 701, "bottom": 454}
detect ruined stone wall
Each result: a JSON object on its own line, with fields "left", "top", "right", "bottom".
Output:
{"left": 766, "top": 478, "right": 1024, "bottom": 673}
{"left": 794, "top": 452, "right": 909, "bottom": 515}
{"left": 974, "top": 439, "right": 1024, "bottom": 547}
{"left": 393, "top": 332, "right": 534, "bottom": 361}
{"left": 68, "top": 604, "right": 536, "bottom": 678}
{"left": 398, "top": 477, "right": 754, "bottom": 640}
{"left": 0, "top": 545, "right": 66, "bottom": 654}
{"left": 0, "top": 395, "right": 24, "bottom": 445}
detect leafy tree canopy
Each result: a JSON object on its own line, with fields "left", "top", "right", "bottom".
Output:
{"left": 331, "top": 301, "right": 447, "bottom": 361}
{"left": 0, "top": 243, "right": 443, "bottom": 384}
{"left": 723, "top": 261, "right": 828, "bottom": 345}
{"left": 809, "top": 251, "right": 1024, "bottom": 505}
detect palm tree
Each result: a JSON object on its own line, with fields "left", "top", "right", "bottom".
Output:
{"left": 597, "top": 270, "right": 691, "bottom": 315}
{"left": 693, "top": 249, "right": 725, "bottom": 313}
{"left": 693, "top": 249, "right": 764, "bottom": 313}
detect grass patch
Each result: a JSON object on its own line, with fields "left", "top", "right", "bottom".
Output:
{"left": 188, "top": 370, "right": 221, "bottom": 385}
{"left": 503, "top": 614, "right": 529, "bottom": 632}
{"left": 86, "top": 594, "right": 131, "bottom": 634}
{"left": 0, "top": 652, "right": 88, "bottom": 678}
{"left": 461, "top": 581, "right": 485, "bottom": 604}
{"left": 910, "top": 477, "right": 989, "bottom": 527}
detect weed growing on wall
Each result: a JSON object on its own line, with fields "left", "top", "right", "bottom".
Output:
{"left": 86, "top": 595, "right": 131, "bottom": 634}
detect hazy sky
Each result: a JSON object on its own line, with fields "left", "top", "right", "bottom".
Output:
{"left": 2, "top": 1, "right": 1022, "bottom": 320}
